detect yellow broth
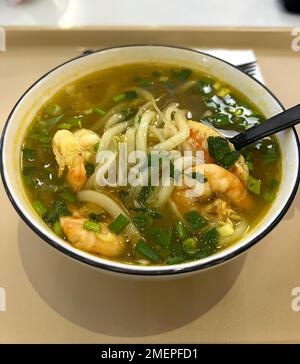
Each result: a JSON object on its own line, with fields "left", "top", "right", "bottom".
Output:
{"left": 21, "top": 64, "right": 281, "bottom": 266}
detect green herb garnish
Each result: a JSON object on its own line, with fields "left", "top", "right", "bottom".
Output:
{"left": 135, "top": 239, "right": 160, "bottom": 262}
{"left": 112, "top": 90, "right": 138, "bottom": 103}
{"left": 247, "top": 175, "right": 261, "bottom": 195}
{"left": 83, "top": 220, "right": 101, "bottom": 233}
{"left": 174, "top": 221, "right": 187, "bottom": 241}
{"left": 197, "top": 228, "right": 218, "bottom": 258}
{"left": 207, "top": 136, "right": 239, "bottom": 169}
{"left": 60, "top": 189, "right": 77, "bottom": 203}
{"left": 133, "top": 76, "right": 153, "bottom": 88}
{"left": 108, "top": 214, "right": 130, "bottom": 234}
{"left": 94, "top": 107, "right": 106, "bottom": 116}
{"left": 43, "top": 200, "right": 71, "bottom": 226}
{"left": 32, "top": 200, "right": 47, "bottom": 216}
{"left": 171, "top": 68, "right": 192, "bottom": 80}
{"left": 85, "top": 163, "right": 95, "bottom": 177}
{"left": 182, "top": 237, "right": 198, "bottom": 255}
{"left": 184, "top": 211, "right": 208, "bottom": 231}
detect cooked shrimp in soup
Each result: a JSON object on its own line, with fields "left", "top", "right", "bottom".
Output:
{"left": 21, "top": 64, "right": 281, "bottom": 266}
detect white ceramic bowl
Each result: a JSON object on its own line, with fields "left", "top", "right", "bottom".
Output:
{"left": 1, "top": 45, "right": 299, "bottom": 277}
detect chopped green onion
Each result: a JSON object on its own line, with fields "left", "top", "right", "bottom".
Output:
{"left": 144, "top": 227, "right": 172, "bottom": 248}
{"left": 112, "top": 90, "right": 138, "bottom": 103}
{"left": 234, "top": 108, "right": 243, "bottom": 116}
{"left": 246, "top": 160, "right": 254, "bottom": 172}
{"left": 247, "top": 175, "right": 261, "bottom": 195}
{"left": 262, "top": 191, "right": 276, "bottom": 203}
{"left": 112, "top": 93, "right": 126, "bottom": 103}
{"left": 45, "top": 114, "right": 64, "bottom": 127}
{"left": 133, "top": 77, "right": 153, "bottom": 88}
{"left": 182, "top": 237, "right": 198, "bottom": 255}
{"left": 184, "top": 211, "right": 208, "bottom": 231}
{"left": 66, "top": 117, "right": 83, "bottom": 128}
{"left": 156, "top": 229, "right": 172, "bottom": 248}
{"left": 108, "top": 213, "right": 130, "bottom": 234}
{"left": 94, "top": 107, "right": 106, "bottom": 116}
{"left": 165, "top": 256, "right": 184, "bottom": 265}
{"left": 38, "top": 135, "right": 52, "bottom": 145}
{"left": 171, "top": 68, "right": 192, "bottom": 80}
{"left": 212, "top": 113, "right": 231, "bottom": 128}
{"left": 133, "top": 212, "right": 152, "bottom": 229}
{"left": 33, "top": 200, "right": 47, "bottom": 216}
{"left": 60, "top": 189, "right": 76, "bottom": 203}
{"left": 45, "top": 104, "right": 63, "bottom": 116}
{"left": 135, "top": 239, "right": 160, "bottom": 262}
{"left": 83, "top": 220, "right": 101, "bottom": 233}
{"left": 53, "top": 221, "right": 62, "bottom": 237}
{"left": 175, "top": 221, "right": 187, "bottom": 240}
{"left": 231, "top": 116, "right": 246, "bottom": 127}
{"left": 57, "top": 123, "right": 71, "bottom": 130}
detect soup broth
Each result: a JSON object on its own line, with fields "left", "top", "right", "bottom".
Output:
{"left": 21, "top": 64, "right": 281, "bottom": 266}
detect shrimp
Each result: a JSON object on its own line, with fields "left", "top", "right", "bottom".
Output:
{"left": 187, "top": 120, "right": 249, "bottom": 185}
{"left": 200, "top": 198, "right": 240, "bottom": 224}
{"left": 52, "top": 129, "right": 100, "bottom": 192}
{"left": 172, "top": 163, "right": 253, "bottom": 213}
{"left": 73, "top": 128, "right": 101, "bottom": 160}
{"left": 188, "top": 120, "right": 219, "bottom": 162}
{"left": 60, "top": 216, "right": 125, "bottom": 257}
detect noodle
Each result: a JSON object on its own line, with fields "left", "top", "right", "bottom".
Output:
{"left": 97, "top": 121, "right": 128, "bottom": 153}
{"left": 136, "top": 110, "right": 155, "bottom": 153}
{"left": 104, "top": 113, "right": 125, "bottom": 131}
{"left": 125, "top": 126, "right": 136, "bottom": 157}
{"left": 151, "top": 110, "right": 190, "bottom": 152}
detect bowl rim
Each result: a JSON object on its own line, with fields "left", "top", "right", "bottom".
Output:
{"left": 1, "top": 44, "right": 299, "bottom": 276}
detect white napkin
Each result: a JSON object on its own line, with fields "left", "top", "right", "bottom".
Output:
{"left": 196, "top": 48, "right": 264, "bottom": 83}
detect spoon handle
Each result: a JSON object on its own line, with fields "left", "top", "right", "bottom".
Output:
{"left": 230, "top": 103, "right": 300, "bottom": 150}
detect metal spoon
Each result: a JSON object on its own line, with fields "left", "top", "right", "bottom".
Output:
{"left": 218, "top": 103, "right": 300, "bottom": 150}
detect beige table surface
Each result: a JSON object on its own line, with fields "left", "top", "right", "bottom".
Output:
{"left": 0, "top": 27, "right": 299, "bottom": 344}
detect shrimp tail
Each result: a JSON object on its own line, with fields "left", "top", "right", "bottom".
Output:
{"left": 67, "top": 154, "right": 87, "bottom": 192}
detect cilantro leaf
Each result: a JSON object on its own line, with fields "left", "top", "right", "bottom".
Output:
{"left": 43, "top": 200, "right": 71, "bottom": 226}
{"left": 207, "top": 136, "right": 239, "bottom": 169}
